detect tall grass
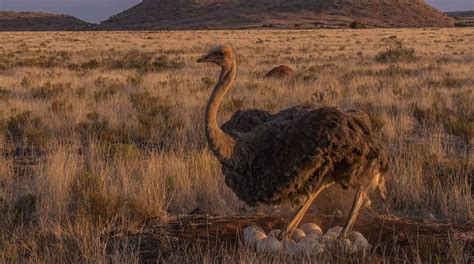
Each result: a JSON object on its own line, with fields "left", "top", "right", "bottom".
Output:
{"left": 0, "top": 29, "right": 473, "bottom": 263}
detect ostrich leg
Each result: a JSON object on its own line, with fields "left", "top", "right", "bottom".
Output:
{"left": 278, "top": 181, "right": 334, "bottom": 240}
{"left": 339, "top": 188, "right": 367, "bottom": 238}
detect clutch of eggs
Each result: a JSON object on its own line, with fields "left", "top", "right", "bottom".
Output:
{"left": 243, "top": 224, "right": 370, "bottom": 255}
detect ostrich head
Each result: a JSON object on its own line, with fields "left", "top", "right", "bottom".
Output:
{"left": 197, "top": 44, "right": 235, "bottom": 67}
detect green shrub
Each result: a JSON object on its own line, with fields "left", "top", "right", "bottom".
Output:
{"left": 93, "top": 77, "right": 124, "bottom": 102}
{"left": 76, "top": 112, "right": 115, "bottom": 143}
{"left": 413, "top": 103, "right": 473, "bottom": 144}
{"left": 223, "top": 97, "right": 245, "bottom": 112}
{"left": 427, "top": 77, "right": 473, "bottom": 89}
{"left": 151, "top": 55, "right": 185, "bottom": 72}
{"left": 5, "top": 111, "right": 50, "bottom": 150}
{"left": 0, "top": 87, "right": 12, "bottom": 100}
{"left": 81, "top": 59, "right": 100, "bottom": 70}
{"left": 375, "top": 40, "right": 417, "bottom": 63}
{"left": 350, "top": 21, "right": 366, "bottom": 29}
{"left": 31, "top": 82, "right": 67, "bottom": 100}
{"left": 368, "top": 113, "right": 385, "bottom": 133}
{"left": 11, "top": 194, "right": 37, "bottom": 226}
{"left": 100, "top": 50, "right": 185, "bottom": 72}
{"left": 130, "top": 92, "right": 184, "bottom": 144}
{"left": 50, "top": 99, "right": 73, "bottom": 113}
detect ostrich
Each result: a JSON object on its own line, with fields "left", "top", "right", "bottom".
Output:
{"left": 197, "top": 44, "right": 388, "bottom": 240}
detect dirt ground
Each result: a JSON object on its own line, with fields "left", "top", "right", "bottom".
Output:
{"left": 122, "top": 213, "right": 473, "bottom": 262}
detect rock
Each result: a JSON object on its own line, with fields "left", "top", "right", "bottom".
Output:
{"left": 300, "top": 223, "right": 323, "bottom": 236}
{"left": 265, "top": 65, "right": 295, "bottom": 79}
{"left": 256, "top": 237, "right": 283, "bottom": 253}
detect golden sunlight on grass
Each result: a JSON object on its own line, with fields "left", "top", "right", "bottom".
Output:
{"left": 0, "top": 29, "right": 472, "bottom": 263}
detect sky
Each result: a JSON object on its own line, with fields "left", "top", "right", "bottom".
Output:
{"left": 1, "top": 0, "right": 473, "bottom": 23}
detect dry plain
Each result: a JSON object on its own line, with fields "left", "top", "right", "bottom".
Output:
{"left": 0, "top": 29, "right": 473, "bottom": 263}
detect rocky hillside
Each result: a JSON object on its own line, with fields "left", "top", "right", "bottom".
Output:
{"left": 446, "top": 11, "right": 474, "bottom": 27}
{"left": 0, "top": 12, "right": 91, "bottom": 31}
{"left": 100, "top": 0, "right": 454, "bottom": 30}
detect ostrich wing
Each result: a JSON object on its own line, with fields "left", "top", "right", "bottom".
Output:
{"left": 222, "top": 109, "right": 270, "bottom": 134}
{"left": 222, "top": 106, "right": 313, "bottom": 134}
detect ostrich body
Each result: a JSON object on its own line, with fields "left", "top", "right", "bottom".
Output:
{"left": 197, "top": 44, "right": 388, "bottom": 239}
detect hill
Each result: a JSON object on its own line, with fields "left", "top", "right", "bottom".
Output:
{"left": 446, "top": 11, "right": 474, "bottom": 27}
{"left": 100, "top": 0, "right": 454, "bottom": 30}
{"left": 0, "top": 11, "right": 91, "bottom": 31}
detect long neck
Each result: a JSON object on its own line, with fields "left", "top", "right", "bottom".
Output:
{"left": 205, "top": 61, "right": 237, "bottom": 165}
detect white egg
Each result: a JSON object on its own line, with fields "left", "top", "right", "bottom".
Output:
{"left": 243, "top": 226, "right": 264, "bottom": 242}
{"left": 281, "top": 238, "right": 297, "bottom": 249}
{"left": 285, "top": 243, "right": 298, "bottom": 256}
{"left": 325, "top": 231, "right": 339, "bottom": 240}
{"left": 319, "top": 235, "right": 335, "bottom": 250}
{"left": 256, "top": 237, "right": 283, "bottom": 253}
{"left": 305, "top": 233, "right": 320, "bottom": 240}
{"left": 350, "top": 232, "right": 370, "bottom": 252}
{"left": 314, "top": 242, "right": 325, "bottom": 254}
{"left": 268, "top": 229, "right": 281, "bottom": 239}
{"left": 291, "top": 228, "right": 306, "bottom": 241}
{"left": 245, "top": 230, "right": 267, "bottom": 247}
{"left": 349, "top": 244, "right": 359, "bottom": 253}
{"left": 300, "top": 223, "right": 323, "bottom": 235}
{"left": 338, "top": 238, "right": 352, "bottom": 250}
{"left": 243, "top": 226, "right": 259, "bottom": 238}
{"left": 298, "top": 238, "right": 318, "bottom": 249}
{"left": 327, "top": 226, "right": 343, "bottom": 235}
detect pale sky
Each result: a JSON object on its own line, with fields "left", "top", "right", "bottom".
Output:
{"left": 1, "top": 0, "right": 473, "bottom": 23}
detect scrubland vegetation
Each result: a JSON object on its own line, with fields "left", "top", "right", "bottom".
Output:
{"left": 0, "top": 29, "right": 473, "bottom": 263}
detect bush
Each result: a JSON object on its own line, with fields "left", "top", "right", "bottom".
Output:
{"left": 413, "top": 104, "right": 473, "bottom": 144}
{"left": 375, "top": 40, "right": 417, "bottom": 63}
{"left": 5, "top": 111, "right": 50, "bottom": 151}
{"left": 130, "top": 92, "right": 184, "bottom": 146}
{"left": 50, "top": 99, "right": 73, "bottom": 113}
{"left": 350, "top": 21, "right": 366, "bottom": 29}
{"left": 0, "top": 87, "right": 12, "bottom": 100}
{"left": 93, "top": 77, "right": 124, "bottom": 102}
{"left": 76, "top": 112, "right": 146, "bottom": 159}
{"left": 31, "top": 82, "right": 67, "bottom": 100}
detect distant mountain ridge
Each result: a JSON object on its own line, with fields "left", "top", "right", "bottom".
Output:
{"left": 100, "top": 0, "right": 454, "bottom": 29}
{"left": 0, "top": 11, "right": 91, "bottom": 31}
{"left": 446, "top": 11, "right": 474, "bottom": 17}
{"left": 0, "top": 1, "right": 456, "bottom": 31}
{"left": 446, "top": 10, "right": 474, "bottom": 27}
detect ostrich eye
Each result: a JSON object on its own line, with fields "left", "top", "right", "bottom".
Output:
{"left": 216, "top": 51, "right": 225, "bottom": 56}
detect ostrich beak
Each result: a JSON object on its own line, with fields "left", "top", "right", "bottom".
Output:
{"left": 197, "top": 55, "right": 211, "bottom": 63}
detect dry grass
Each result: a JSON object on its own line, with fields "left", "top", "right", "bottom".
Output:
{"left": 0, "top": 29, "right": 473, "bottom": 263}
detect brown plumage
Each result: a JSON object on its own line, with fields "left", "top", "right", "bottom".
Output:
{"left": 197, "top": 44, "right": 388, "bottom": 239}
{"left": 265, "top": 64, "right": 295, "bottom": 79}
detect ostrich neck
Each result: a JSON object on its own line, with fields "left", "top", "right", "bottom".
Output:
{"left": 205, "top": 62, "right": 237, "bottom": 165}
